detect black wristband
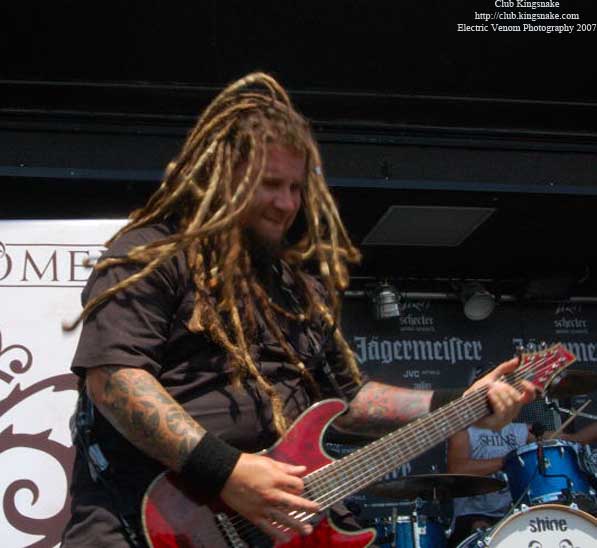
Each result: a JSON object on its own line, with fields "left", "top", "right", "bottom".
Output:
{"left": 179, "top": 432, "right": 242, "bottom": 498}
{"left": 430, "top": 388, "right": 465, "bottom": 411}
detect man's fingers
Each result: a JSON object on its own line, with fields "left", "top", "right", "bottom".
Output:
{"left": 494, "top": 356, "right": 520, "bottom": 375}
{"left": 269, "top": 508, "right": 314, "bottom": 536}
{"left": 257, "top": 518, "right": 291, "bottom": 543}
{"left": 275, "top": 461, "right": 307, "bottom": 476}
{"left": 520, "top": 380, "right": 538, "bottom": 403}
{"left": 277, "top": 492, "right": 320, "bottom": 514}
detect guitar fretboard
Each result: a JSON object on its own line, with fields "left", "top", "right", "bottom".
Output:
{"left": 303, "top": 345, "right": 571, "bottom": 510}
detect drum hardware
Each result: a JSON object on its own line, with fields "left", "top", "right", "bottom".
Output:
{"left": 545, "top": 399, "right": 592, "bottom": 440}
{"left": 365, "top": 474, "right": 505, "bottom": 547}
{"left": 372, "top": 499, "right": 448, "bottom": 548}
{"left": 547, "top": 396, "right": 597, "bottom": 422}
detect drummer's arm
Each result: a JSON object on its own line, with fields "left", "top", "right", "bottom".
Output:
{"left": 529, "top": 422, "right": 597, "bottom": 444}
{"left": 447, "top": 430, "right": 508, "bottom": 476}
{"left": 549, "top": 422, "right": 597, "bottom": 445}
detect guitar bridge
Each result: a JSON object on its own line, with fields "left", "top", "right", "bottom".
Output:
{"left": 215, "top": 512, "right": 249, "bottom": 548}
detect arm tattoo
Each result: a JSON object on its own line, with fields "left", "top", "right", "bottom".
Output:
{"left": 90, "top": 366, "right": 205, "bottom": 471}
{"left": 335, "top": 381, "right": 433, "bottom": 435}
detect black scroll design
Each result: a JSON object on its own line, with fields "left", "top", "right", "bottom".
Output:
{"left": 0, "top": 331, "right": 33, "bottom": 385}
{"left": 0, "top": 373, "right": 78, "bottom": 547}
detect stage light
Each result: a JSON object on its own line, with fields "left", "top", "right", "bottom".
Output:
{"left": 371, "top": 282, "right": 401, "bottom": 320}
{"left": 460, "top": 281, "right": 495, "bottom": 321}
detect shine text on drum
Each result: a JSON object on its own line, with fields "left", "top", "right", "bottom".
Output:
{"left": 529, "top": 516, "right": 568, "bottom": 532}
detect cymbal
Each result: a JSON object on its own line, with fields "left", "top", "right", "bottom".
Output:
{"left": 548, "top": 370, "right": 597, "bottom": 398}
{"left": 364, "top": 474, "right": 506, "bottom": 501}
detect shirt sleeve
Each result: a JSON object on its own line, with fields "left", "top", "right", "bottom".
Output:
{"left": 70, "top": 227, "right": 186, "bottom": 378}
{"left": 318, "top": 327, "right": 369, "bottom": 402}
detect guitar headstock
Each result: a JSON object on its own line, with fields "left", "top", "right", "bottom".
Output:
{"left": 518, "top": 343, "right": 576, "bottom": 395}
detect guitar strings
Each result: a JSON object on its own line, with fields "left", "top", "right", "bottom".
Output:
{"left": 225, "top": 351, "right": 552, "bottom": 540}
{"left": 305, "top": 354, "right": 547, "bottom": 509}
{"left": 225, "top": 351, "right": 551, "bottom": 542}
{"left": 316, "top": 351, "right": 563, "bottom": 511}
{"left": 224, "top": 349, "right": 565, "bottom": 542}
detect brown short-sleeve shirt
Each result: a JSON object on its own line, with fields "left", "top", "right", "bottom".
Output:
{"left": 71, "top": 222, "right": 364, "bottom": 463}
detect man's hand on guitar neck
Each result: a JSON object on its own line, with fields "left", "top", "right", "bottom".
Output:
{"left": 465, "top": 357, "right": 537, "bottom": 432}
{"left": 220, "top": 453, "right": 320, "bottom": 543}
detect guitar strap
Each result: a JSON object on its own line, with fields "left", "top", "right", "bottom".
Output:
{"left": 272, "top": 263, "right": 349, "bottom": 401}
{"left": 72, "top": 392, "right": 143, "bottom": 547}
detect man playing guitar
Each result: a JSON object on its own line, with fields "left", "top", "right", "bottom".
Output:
{"left": 61, "top": 73, "right": 535, "bottom": 547}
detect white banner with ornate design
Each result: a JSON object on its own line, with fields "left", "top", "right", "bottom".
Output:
{"left": 0, "top": 219, "right": 125, "bottom": 548}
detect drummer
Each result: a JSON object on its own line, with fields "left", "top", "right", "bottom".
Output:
{"left": 446, "top": 421, "right": 596, "bottom": 547}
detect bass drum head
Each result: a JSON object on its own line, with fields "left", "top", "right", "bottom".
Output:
{"left": 488, "top": 504, "right": 596, "bottom": 547}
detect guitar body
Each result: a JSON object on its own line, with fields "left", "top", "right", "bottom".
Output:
{"left": 142, "top": 399, "right": 376, "bottom": 547}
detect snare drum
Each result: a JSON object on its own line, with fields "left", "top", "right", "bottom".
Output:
{"left": 374, "top": 513, "right": 447, "bottom": 548}
{"left": 488, "top": 504, "right": 595, "bottom": 547}
{"left": 504, "top": 440, "right": 595, "bottom": 505}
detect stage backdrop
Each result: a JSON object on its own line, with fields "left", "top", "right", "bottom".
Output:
{"left": 338, "top": 296, "right": 597, "bottom": 518}
{"left": 1, "top": 219, "right": 595, "bottom": 543}
{"left": 0, "top": 219, "right": 125, "bottom": 548}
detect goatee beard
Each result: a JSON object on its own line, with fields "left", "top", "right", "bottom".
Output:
{"left": 243, "top": 228, "right": 284, "bottom": 280}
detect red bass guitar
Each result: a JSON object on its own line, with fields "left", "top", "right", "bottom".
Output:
{"left": 142, "top": 344, "right": 575, "bottom": 547}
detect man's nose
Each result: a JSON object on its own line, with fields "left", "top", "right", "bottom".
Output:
{"left": 273, "top": 186, "right": 296, "bottom": 211}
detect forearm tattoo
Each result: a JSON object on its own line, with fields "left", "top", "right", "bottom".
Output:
{"left": 90, "top": 366, "right": 204, "bottom": 471}
{"left": 336, "top": 381, "right": 433, "bottom": 435}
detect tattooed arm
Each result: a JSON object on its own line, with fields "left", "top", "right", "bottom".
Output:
{"left": 85, "top": 365, "right": 318, "bottom": 540}
{"left": 335, "top": 358, "right": 535, "bottom": 435}
{"left": 334, "top": 381, "right": 433, "bottom": 436}
{"left": 86, "top": 365, "right": 202, "bottom": 471}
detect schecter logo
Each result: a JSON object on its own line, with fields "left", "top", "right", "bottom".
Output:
{"left": 399, "top": 300, "right": 435, "bottom": 333}
{"left": 553, "top": 302, "right": 589, "bottom": 334}
{"left": 0, "top": 242, "right": 104, "bottom": 287}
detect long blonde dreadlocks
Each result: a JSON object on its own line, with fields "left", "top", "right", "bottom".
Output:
{"left": 68, "top": 72, "right": 362, "bottom": 435}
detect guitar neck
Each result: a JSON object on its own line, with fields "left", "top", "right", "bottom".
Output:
{"left": 303, "top": 383, "right": 493, "bottom": 510}
{"left": 303, "top": 343, "right": 574, "bottom": 510}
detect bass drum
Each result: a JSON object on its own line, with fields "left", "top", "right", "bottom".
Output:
{"left": 458, "top": 504, "right": 596, "bottom": 547}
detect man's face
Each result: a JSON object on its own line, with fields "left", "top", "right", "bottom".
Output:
{"left": 241, "top": 143, "right": 306, "bottom": 250}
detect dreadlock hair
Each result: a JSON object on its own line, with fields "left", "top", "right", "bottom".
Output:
{"left": 66, "top": 72, "right": 362, "bottom": 435}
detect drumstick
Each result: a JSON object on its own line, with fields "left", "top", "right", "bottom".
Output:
{"left": 546, "top": 399, "right": 591, "bottom": 440}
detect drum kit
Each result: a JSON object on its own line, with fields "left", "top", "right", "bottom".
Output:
{"left": 360, "top": 370, "right": 597, "bottom": 548}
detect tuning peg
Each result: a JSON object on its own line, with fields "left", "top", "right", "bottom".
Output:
{"left": 515, "top": 344, "right": 525, "bottom": 357}
{"left": 526, "top": 341, "right": 537, "bottom": 352}
{"left": 539, "top": 341, "right": 548, "bottom": 351}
